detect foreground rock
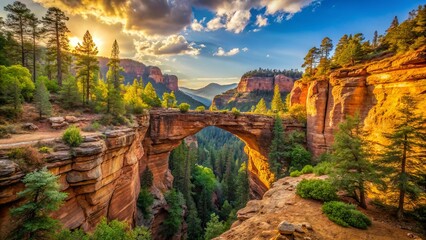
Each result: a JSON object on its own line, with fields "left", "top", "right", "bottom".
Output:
{"left": 217, "top": 175, "right": 423, "bottom": 240}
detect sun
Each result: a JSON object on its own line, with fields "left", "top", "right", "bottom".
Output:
{"left": 69, "top": 36, "right": 80, "bottom": 48}
{"left": 92, "top": 37, "right": 103, "bottom": 49}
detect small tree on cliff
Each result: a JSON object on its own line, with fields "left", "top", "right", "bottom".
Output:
{"left": 330, "top": 113, "right": 382, "bottom": 209}
{"left": 271, "top": 85, "right": 284, "bottom": 113}
{"left": 10, "top": 168, "right": 67, "bottom": 240}
{"left": 378, "top": 95, "right": 426, "bottom": 219}
{"left": 34, "top": 77, "right": 52, "bottom": 118}
{"left": 254, "top": 98, "right": 268, "bottom": 114}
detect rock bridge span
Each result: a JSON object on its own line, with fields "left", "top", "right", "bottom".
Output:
{"left": 143, "top": 109, "right": 304, "bottom": 198}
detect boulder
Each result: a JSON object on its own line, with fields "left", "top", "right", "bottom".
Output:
{"left": 49, "top": 117, "right": 65, "bottom": 123}
{"left": 0, "top": 160, "right": 17, "bottom": 177}
{"left": 22, "top": 123, "right": 38, "bottom": 131}
{"left": 64, "top": 116, "right": 79, "bottom": 123}
{"left": 278, "top": 221, "right": 295, "bottom": 235}
{"left": 51, "top": 122, "right": 69, "bottom": 129}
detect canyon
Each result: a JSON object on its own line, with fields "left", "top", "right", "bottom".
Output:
{"left": 290, "top": 48, "right": 426, "bottom": 157}
{"left": 0, "top": 110, "right": 303, "bottom": 239}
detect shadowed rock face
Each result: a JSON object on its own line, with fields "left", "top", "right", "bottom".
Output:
{"left": 290, "top": 48, "right": 426, "bottom": 156}
{"left": 143, "top": 109, "right": 304, "bottom": 199}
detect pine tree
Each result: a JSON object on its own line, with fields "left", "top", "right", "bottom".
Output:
{"left": 163, "top": 189, "right": 184, "bottom": 238}
{"left": 34, "top": 77, "right": 52, "bottom": 118}
{"left": 4, "top": 1, "right": 31, "bottom": 67}
{"left": 317, "top": 37, "right": 333, "bottom": 75}
{"left": 27, "top": 13, "right": 40, "bottom": 82}
{"left": 42, "top": 7, "right": 70, "bottom": 86}
{"left": 235, "top": 162, "right": 250, "bottom": 209}
{"left": 162, "top": 91, "right": 177, "bottom": 108}
{"left": 204, "top": 213, "right": 227, "bottom": 240}
{"left": 254, "top": 98, "right": 268, "bottom": 114}
{"left": 10, "top": 168, "right": 67, "bottom": 240}
{"left": 269, "top": 117, "right": 286, "bottom": 180}
{"left": 301, "top": 47, "right": 320, "bottom": 76}
{"left": 124, "top": 79, "right": 146, "bottom": 114}
{"left": 60, "top": 75, "right": 80, "bottom": 109}
{"left": 143, "top": 82, "right": 161, "bottom": 107}
{"left": 378, "top": 95, "right": 426, "bottom": 219}
{"left": 330, "top": 113, "right": 382, "bottom": 209}
{"left": 271, "top": 85, "right": 284, "bottom": 113}
{"left": 372, "top": 30, "right": 379, "bottom": 48}
{"left": 74, "top": 30, "right": 99, "bottom": 104}
{"left": 106, "top": 40, "right": 125, "bottom": 116}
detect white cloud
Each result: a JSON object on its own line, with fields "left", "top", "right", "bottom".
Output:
{"left": 214, "top": 47, "right": 240, "bottom": 56}
{"left": 242, "top": 47, "right": 249, "bottom": 52}
{"left": 252, "top": 28, "right": 261, "bottom": 32}
{"left": 207, "top": 17, "right": 225, "bottom": 31}
{"left": 255, "top": 15, "right": 268, "bottom": 27}
{"left": 225, "top": 10, "right": 251, "bottom": 33}
{"left": 191, "top": 18, "right": 205, "bottom": 31}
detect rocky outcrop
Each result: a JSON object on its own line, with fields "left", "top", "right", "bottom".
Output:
{"left": 147, "top": 66, "right": 164, "bottom": 84}
{"left": 163, "top": 75, "right": 179, "bottom": 91}
{"left": 218, "top": 175, "right": 423, "bottom": 240}
{"left": 289, "top": 48, "right": 426, "bottom": 156}
{"left": 237, "top": 75, "right": 294, "bottom": 93}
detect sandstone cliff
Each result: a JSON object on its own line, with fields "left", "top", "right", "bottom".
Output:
{"left": 290, "top": 48, "right": 426, "bottom": 156}
{"left": 212, "top": 74, "right": 296, "bottom": 111}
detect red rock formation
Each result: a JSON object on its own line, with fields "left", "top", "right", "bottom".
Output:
{"left": 289, "top": 48, "right": 426, "bottom": 156}
{"left": 237, "top": 75, "right": 294, "bottom": 93}
{"left": 147, "top": 66, "right": 164, "bottom": 84}
{"left": 163, "top": 75, "right": 179, "bottom": 91}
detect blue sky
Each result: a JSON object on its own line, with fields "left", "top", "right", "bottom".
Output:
{"left": 0, "top": 0, "right": 424, "bottom": 88}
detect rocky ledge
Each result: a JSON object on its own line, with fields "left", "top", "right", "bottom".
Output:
{"left": 217, "top": 174, "right": 422, "bottom": 240}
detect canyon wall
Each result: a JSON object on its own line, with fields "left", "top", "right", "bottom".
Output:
{"left": 290, "top": 48, "right": 426, "bottom": 156}
{"left": 237, "top": 74, "right": 294, "bottom": 93}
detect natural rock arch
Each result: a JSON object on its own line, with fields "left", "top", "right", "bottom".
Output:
{"left": 142, "top": 109, "right": 304, "bottom": 198}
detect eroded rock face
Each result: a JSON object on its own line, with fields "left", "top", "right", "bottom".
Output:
{"left": 148, "top": 66, "right": 164, "bottom": 84}
{"left": 289, "top": 48, "right": 426, "bottom": 156}
{"left": 0, "top": 116, "right": 150, "bottom": 238}
{"left": 237, "top": 75, "right": 294, "bottom": 93}
{"left": 163, "top": 75, "right": 179, "bottom": 91}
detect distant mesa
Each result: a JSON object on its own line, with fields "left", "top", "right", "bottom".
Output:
{"left": 180, "top": 83, "right": 238, "bottom": 106}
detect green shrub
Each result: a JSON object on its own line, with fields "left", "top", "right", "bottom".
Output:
{"left": 195, "top": 106, "right": 205, "bottom": 112}
{"left": 313, "top": 160, "right": 333, "bottom": 176}
{"left": 82, "top": 121, "right": 101, "bottom": 132}
{"left": 179, "top": 103, "right": 190, "bottom": 113}
{"left": 231, "top": 107, "right": 241, "bottom": 117}
{"left": 296, "top": 179, "right": 338, "bottom": 202}
{"left": 322, "top": 201, "right": 372, "bottom": 229}
{"left": 290, "top": 170, "right": 302, "bottom": 177}
{"left": 301, "top": 165, "right": 314, "bottom": 174}
{"left": 42, "top": 76, "right": 60, "bottom": 93}
{"left": 137, "top": 188, "right": 154, "bottom": 219}
{"left": 0, "top": 125, "right": 17, "bottom": 138}
{"left": 8, "top": 147, "right": 44, "bottom": 172}
{"left": 62, "top": 125, "right": 83, "bottom": 147}
{"left": 221, "top": 110, "right": 228, "bottom": 114}
{"left": 38, "top": 146, "right": 53, "bottom": 153}
{"left": 289, "top": 144, "right": 312, "bottom": 171}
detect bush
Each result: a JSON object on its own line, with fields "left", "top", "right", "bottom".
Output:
{"left": 313, "top": 160, "right": 333, "bottom": 176}
{"left": 137, "top": 188, "right": 154, "bottom": 219}
{"left": 231, "top": 107, "right": 240, "bottom": 117}
{"left": 179, "top": 103, "right": 190, "bottom": 113}
{"left": 0, "top": 125, "right": 17, "bottom": 138}
{"left": 288, "top": 104, "right": 307, "bottom": 123}
{"left": 290, "top": 170, "right": 302, "bottom": 177}
{"left": 301, "top": 165, "right": 314, "bottom": 174}
{"left": 38, "top": 146, "right": 53, "bottom": 153}
{"left": 322, "top": 201, "right": 372, "bottom": 229}
{"left": 62, "top": 125, "right": 83, "bottom": 147}
{"left": 289, "top": 144, "right": 311, "bottom": 171}
{"left": 195, "top": 106, "right": 205, "bottom": 112}
{"left": 221, "top": 110, "right": 228, "bottom": 114}
{"left": 82, "top": 121, "right": 101, "bottom": 132}
{"left": 296, "top": 179, "right": 338, "bottom": 202}
{"left": 8, "top": 147, "right": 44, "bottom": 172}
{"left": 38, "top": 76, "right": 59, "bottom": 94}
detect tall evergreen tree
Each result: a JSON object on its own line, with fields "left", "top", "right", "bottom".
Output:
{"left": 372, "top": 30, "right": 379, "bottom": 48}
{"left": 143, "top": 82, "right": 161, "bottom": 107}
{"left": 301, "top": 47, "right": 320, "bottom": 76}
{"left": 59, "top": 75, "right": 80, "bottom": 109}
{"left": 106, "top": 40, "right": 125, "bottom": 116}
{"left": 269, "top": 117, "right": 286, "bottom": 180}
{"left": 235, "top": 162, "right": 250, "bottom": 209}
{"left": 378, "top": 96, "right": 426, "bottom": 219}
{"left": 42, "top": 7, "right": 70, "bottom": 86}
{"left": 271, "top": 85, "right": 284, "bottom": 113}
{"left": 4, "top": 1, "right": 31, "bottom": 67}
{"left": 34, "top": 77, "right": 52, "bottom": 118}
{"left": 320, "top": 37, "right": 333, "bottom": 59}
{"left": 27, "top": 13, "right": 40, "bottom": 82}
{"left": 330, "top": 113, "right": 382, "bottom": 209}
{"left": 74, "top": 30, "right": 99, "bottom": 104}
{"left": 10, "top": 168, "right": 67, "bottom": 240}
